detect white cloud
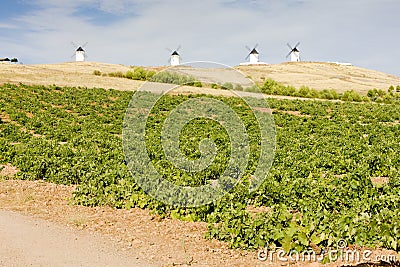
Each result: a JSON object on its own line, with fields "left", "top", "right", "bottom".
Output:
{"left": 0, "top": 23, "right": 19, "bottom": 29}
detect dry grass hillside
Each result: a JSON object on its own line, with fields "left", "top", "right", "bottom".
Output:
{"left": 0, "top": 62, "right": 143, "bottom": 91}
{"left": 237, "top": 62, "right": 400, "bottom": 94}
{"left": 0, "top": 61, "right": 399, "bottom": 95}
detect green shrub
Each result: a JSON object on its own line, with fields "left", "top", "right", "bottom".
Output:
{"left": 377, "top": 89, "right": 387, "bottom": 97}
{"left": 309, "top": 88, "right": 321, "bottom": 98}
{"left": 127, "top": 67, "right": 147, "bottom": 81}
{"left": 106, "top": 68, "right": 155, "bottom": 81}
{"left": 93, "top": 70, "right": 102, "bottom": 76}
{"left": 297, "top": 86, "right": 312, "bottom": 98}
{"left": 362, "top": 95, "right": 370, "bottom": 102}
{"left": 149, "top": 71, "right": 198, "bottom": 86}
{"left": 221, "top": 82, "right": 234, "bottom": 90}
{"left": 367, "top": 89, "right": 378, "bottom": 97}
{"left": 125, "top": 70, "right": 134, "bottom": 79}
{"left": 282, "top": 86, "right": 296, "bottom": 96}
{"left": 261, "top": 79, "right": 281, "bottom": 94}
{"left": 146, "top": 70, "right": 156, "bottom": 80}
{"left": 367, "top": 89, "right": 379, "bottom": 101}
{"left": 320, "top": 89, "right": 339, "bottom": 100}
{"left": 187, "top": 81, "right": 203, "bottom": 87}
{"left": 211, "top": 83, "right": 219, "bottom": 89}
{"left": 260, "top": 78, "right": 294, "bottom": 96}
{"left": 383, "top": 94, "right": 394, "bottom": 104}
{"left": 234, "top": 84, "right": 244, "bottom": 91}
{"left": 260, "top": 79, "right": 346, "bottom": 101}
{"left": 244, "top": 85, "right": 260, "bottom": 92}
{"left": 108, "top": 71, "right": 125, "bottom": 78}
{"left": 367, "top": 88, "right": 389, "bottom": 102}
{"left": 193, "top": 81, "right": 203, "bottom": 87}
{"left": 341, "top": 90, "right": 362, "bottom": 102}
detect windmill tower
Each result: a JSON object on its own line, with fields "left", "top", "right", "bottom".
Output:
{"left": 167, "top": 46, "right": 181, "bottom": 66}
{"left": 71, "top": 42, "right": 88, "bottom": 62}
{"left": 75, "top": 47, "right": 86, "bottom": 62}
{"left": 170, "top": 50, "right": 180, "bottom": 66}
{"left": 245, "top": 44, "right": 259, "bottom": 64}
{"left": 286, "top": 42, "right": 301, "bottom": 62}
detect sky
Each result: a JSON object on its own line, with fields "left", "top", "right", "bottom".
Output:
{"left": 0, "top": 0, "right": 399, "bottom": 75}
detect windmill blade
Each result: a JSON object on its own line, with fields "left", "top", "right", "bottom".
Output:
{"left": 166, "top": 47, "right": 173, "bottom": 52}
{"left": 253, "top": 43, "right": 259, "bottom": 50}
{"left": 294, "top": 41, "right": 300, "bottom": 48}
{"left": 286, "top": 51, "right": 292, "bottom": 59}
{"left": 82, "top": 42, "right": 88, "bottom": 48}
{"left": 71, "top": 41, "right": 78, "bottom": 48}
{"left": 245, "top": 45, "right": 251, "bottom": 51}
{"left": 245, "top": 53, "right": 250, "bottom": 60}
{"left": 175, "top": 45, "right": 181, "bottom": 51}
{"left": 287, "top": 43, "right": 293, "bottom": 50}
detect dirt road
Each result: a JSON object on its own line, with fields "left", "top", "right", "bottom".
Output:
{"left": 0, "top": 180, "right": 264, "bottom": 267}
{"left": 0, "top": 210, "right": 152, "bottom": 267}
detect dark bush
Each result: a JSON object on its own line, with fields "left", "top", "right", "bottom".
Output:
{"left": 93, "top": 70, "right": 102, "bottom": 76}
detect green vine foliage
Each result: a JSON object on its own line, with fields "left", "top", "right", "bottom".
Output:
{"left": 1, "top": 83, "right": 399, "bottom": 252}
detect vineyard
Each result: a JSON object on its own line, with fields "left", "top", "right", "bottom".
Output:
{"left": 1, "top": 83, "right": 400, "bottom": 257}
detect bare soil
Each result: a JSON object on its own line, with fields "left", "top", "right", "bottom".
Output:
{"left": 0, "top": 164, "right": 18, "bottom": 177}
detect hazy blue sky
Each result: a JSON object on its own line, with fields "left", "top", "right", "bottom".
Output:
{"left": 0, "top": 0, "right": 399, "bottom": 75}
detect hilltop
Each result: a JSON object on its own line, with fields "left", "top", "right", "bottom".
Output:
{"left": 237, "top": 62, "right": 400, "bottom": 94}
{"left": 0, "top": 61, "right": 399, "bottom": 95}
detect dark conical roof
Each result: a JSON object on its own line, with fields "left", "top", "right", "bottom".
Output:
{"left": 76, "top": 46, "right": 85, "bottom": 52}
{"left": 292, "top": 47, "right": 299, "bottom": 52}
{"left": 0, "top": 58, "right": 10, "bottom": 61}
{"left": 171, "top": 50, "right": 179, "bottom": 56}
{"left": 250, "top": 48, "right": 259, "bottom": 54}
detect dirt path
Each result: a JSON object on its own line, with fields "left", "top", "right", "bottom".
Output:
{"left": 0, "top": 180, "right": 264, "bottom": 267}
{"left": 0, "top": 210, "right": 151, "bottom": 267}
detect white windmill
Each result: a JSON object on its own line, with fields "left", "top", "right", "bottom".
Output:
{"left": 240, "top": 44, "right": 268, "bottom": 66}
{"left": 71, "top": 42, "right": 88, "bottom": 62}
{"left": 286, "top": 42, "right": 301, "bottom": 62}
{"left": 245, "top": 44, "right": 259, "bottom": 64}
{"left": 166, "top": 46, "right": 181, "bottom": 66}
